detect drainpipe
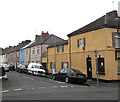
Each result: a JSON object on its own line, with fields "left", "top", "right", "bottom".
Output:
{"left": 69, "top": 37, "right": 71, "bottom": 68}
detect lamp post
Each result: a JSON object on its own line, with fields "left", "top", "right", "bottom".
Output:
{"left": 94, "top": 50, "right": 99, "bottom": 86}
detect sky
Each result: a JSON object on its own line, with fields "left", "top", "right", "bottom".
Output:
{"left": 0, "top": 0, "right": 119, "bottom": 48}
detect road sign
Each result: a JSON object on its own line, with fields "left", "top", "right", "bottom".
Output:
{"left": 94, "top": 50, "right": 98, "bottom": 57}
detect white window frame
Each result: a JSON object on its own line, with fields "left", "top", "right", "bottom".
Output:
{"left": 78, "top": 38, "right": 85, "bottom": 47}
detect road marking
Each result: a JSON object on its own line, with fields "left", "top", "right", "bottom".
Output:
{"left": 50, "top": 86, "right": 58, "bottom": 88}
{"left": 23, "top": 76, "right": 34, "bottom": 80}
{"left": 70, "top": 86, "right": 74, "bottom": 87}
{"left": 60, "top": 86, "right": 68, "bottom": 88}
{"left": 13, "top": 88, "right": 22, "bottom": 91}
{"left": 58, "top": 82, "right": 65, "bottom": 83}
{"left": 2, "top": 90, "right": 9, "bottom": 93}
{"left": 38, "top": 87, "right": 46, "bottom": 89}
{"left": 31, "top": 88, "right": 35, "bottom": 90}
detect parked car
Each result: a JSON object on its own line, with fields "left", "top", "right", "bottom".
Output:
{"left": 52, "top": 68, "right": 87, "bottom": 84}
{"left": 8, "top": 64, "right": 15, "bottom": 71}
{"left": 16, "top": 64, "right": 28, "bottom": 73}
{"left": 0, "top": 66, "right": 8, "bottom": 80}
{"left": 27, "top": 63, "right": 46, "bottom": 76}
{"left": 0, "top": 64, "right": 9, "bottom": 72}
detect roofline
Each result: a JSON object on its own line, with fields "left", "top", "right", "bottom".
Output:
{"left": 68, "top": 25, "right": 120, "bottom": 37}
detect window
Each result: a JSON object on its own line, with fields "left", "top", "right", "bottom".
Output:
{"left": 58, "top": 45, "right": 64, "bottom": 52}
{"left": 50, "top": 62, "right": 56, "bottom": 69}
{"left": 113, "top": 32, "right": 120, "bottom": 48}
{"left": 17, "top": 52, "right": 19, "bottom": 57}
{"left": 78, "top": 38, "right": 85, "bottom": 47}
{"left": 26, "top": 50, "right": 28, "bottom": 56}
{"left": 32, "top": 48, "right": 35, "bottom": 55}
{"left": 97, "top": 58, "right": 105, "bottom": 75}
{"left": 37, "top": 47, "right": 40, "bottom": 54}
{"left": 62, "top": 62, "right": 68, "bottom": 69}
{"left": 117, "top": 59, "right": 120, "bottom": 73}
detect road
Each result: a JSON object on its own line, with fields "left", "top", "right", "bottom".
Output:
{"left": 1, "top": 71, "right": 119, "bottom": 101}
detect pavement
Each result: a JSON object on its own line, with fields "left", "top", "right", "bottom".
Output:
{"left": 46, "top": 74, "right": 120, "bottom": 88}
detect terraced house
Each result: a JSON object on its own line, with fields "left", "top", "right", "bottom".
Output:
{"left": 47, "top": 10, "right": 120, "bottom": 82}
{"left": 19, "top": 31, "right": 65, "bottom": 72}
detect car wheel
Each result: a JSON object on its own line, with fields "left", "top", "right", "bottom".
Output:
{"left": 32, "top": 71, "right": 34, "bottom": 76}
{"left": 52, "top": 75, "right": 56, "bottom": 80}
{"left": 65, "top": 77, "right": 69, "bottom": 83}
{"left": 5, "top": 78, "right": 8, "bottom": 80}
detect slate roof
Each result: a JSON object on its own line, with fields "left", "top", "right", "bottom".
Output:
{"left": 27, "top": 34, "right": 65, "bottom": 48}
{"left": 68, "top": 10, "right": 120, "bottom": 37}
{"left": 48, "top": 40, "right": 68, "bottom": 48}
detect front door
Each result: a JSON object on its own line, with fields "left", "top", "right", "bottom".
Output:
{"left": 86, "top": 57, "right": 92, "bottom": 79}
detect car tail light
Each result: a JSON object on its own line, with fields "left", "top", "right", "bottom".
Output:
{"left": 71, "top": 73, "right": 77, "bottom": 76}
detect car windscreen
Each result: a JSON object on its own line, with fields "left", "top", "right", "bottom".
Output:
{"left": 33, "top": 65, "right": 44, "bottom": 69}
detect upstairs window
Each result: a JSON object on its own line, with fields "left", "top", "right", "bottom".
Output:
{"left": 37, "top": 47, "right": 40, "bottom": 54}
{"left": 32, "top": 48, "right": 35, "bottom": 55}
{"left": 26, "top": 50, "right": 28, "bottom": 56}
{"left": 58, "top": 45, "right": 64, "bottom": 52}
{"left": 78, "top": 38, "right": 86, "bottom": 47}
{"left": 113, "top": 32, "right": 120, "bottom": 49}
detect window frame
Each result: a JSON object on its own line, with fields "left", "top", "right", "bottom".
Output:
{"left": 57, "top": 45, "right": 64, "bottom": 52}
{"left": 78, "top": 38, "right": 86, "bottom": 47}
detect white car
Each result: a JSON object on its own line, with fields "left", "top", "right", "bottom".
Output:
{"left": 27, "top": 63, "right": 46, "bottom": 76}
{"left": 0, "top": 64, "right": 9, "bottom": 72}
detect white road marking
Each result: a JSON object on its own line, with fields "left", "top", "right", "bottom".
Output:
{"left": 49, "top": 79, "right": 65, "bottom": 84}
{"left": 13, "top": 88, "right": 22, "bottom": 91}
{"left": 23, "top": 76, "right": 34, "bottom": 80}
{"left": 58, "top": 82, "right": 65, "bottom": 83}
{"left": 31, "top": 88, "right": 35, "bottom": 90}
{"left": 60, "top": 86, "right": 68, "bottom": 88}
{"left": 38, "top": 87, "right": 46, "bottom": 89}
{"left": 50, "top": 86, "right": 59, "bottom": 88}
{"left": 70, "top": 86, "right": 74, "bottom": 87}
{"left": 2, "top": 90, "right": 9, "bottom": 93}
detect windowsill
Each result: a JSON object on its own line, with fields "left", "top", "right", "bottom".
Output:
{"left": 98, "top": 73, "right": 105, "bottom": 75}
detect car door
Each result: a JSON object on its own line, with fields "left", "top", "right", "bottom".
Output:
{"left": 59, "top": 68, "right": 67, "bottom": 81}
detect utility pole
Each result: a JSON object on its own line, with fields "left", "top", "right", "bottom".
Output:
{"left": 94, "top": 50, "right": 99, "bottom": 86}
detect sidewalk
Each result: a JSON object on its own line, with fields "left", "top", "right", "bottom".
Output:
{"left": 86, "top": 79, "right": 119, "bottom": 88}
{"left": 46, "top": 74, "right": 120, "bottom": 88}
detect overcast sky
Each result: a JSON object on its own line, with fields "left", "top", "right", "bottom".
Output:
{"left": 0, "top": 0, "right": 119, "bottom": 48}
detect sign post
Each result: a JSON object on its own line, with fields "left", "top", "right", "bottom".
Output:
{"left": 94, "top": 50, "right": 99, "bottom": 86}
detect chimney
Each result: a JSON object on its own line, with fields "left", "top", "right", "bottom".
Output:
{"left": 41, "top": 31, "right": 49, "bottom": 38}
{"left": 106, "top": 10, "right": 118, "bottom": 18}
{"left": 35, "top": 31, "right": 49, "bottom": 40}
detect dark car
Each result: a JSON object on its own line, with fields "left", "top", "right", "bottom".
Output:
{"left": 52, "top": 68, "right": 87, "bottom": 84}
{"left": 8, "top": 64, "right": 15, "bottom": 71}
{"left": 16, "top": 64, "right": 27, "bottom": 73}
{"left": 0, "top": 66, "right": 8, "bottom": 80}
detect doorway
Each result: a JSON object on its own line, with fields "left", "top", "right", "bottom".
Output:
{"left": 86, "top": 57, "right": 92, "bottom": 79}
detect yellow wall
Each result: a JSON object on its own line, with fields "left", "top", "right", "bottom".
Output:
{"left": 69, "top": 28, "right": 120, "bottom": 80}
{"left": 47, "top": 45, "right": 69, "bottom": 73}
{"left": 47, "top": 27, "right": 120, "bottom": 81}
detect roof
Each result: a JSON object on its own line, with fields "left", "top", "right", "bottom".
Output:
{"left": 28, "top": 34, "right": 65, "bottom": 48}
{"left": 48, "top": 40, "right": 68, "bottom": 48}
{"left": 68, "top": 10, "right": 120, "bottom": 37}
{"left": 21, "top": 40, "right": 35, "bottom": 49}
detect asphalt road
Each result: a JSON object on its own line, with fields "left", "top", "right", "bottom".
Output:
{"left": 1, "top": 71, "right": 119, "bottom": 101}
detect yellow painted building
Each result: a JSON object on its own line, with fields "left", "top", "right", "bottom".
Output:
{"left": 47, "top": 10, "right": 120, "bottom": 81}
{"left": 47, "top": 40, "right": 69, "bottom": 73}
